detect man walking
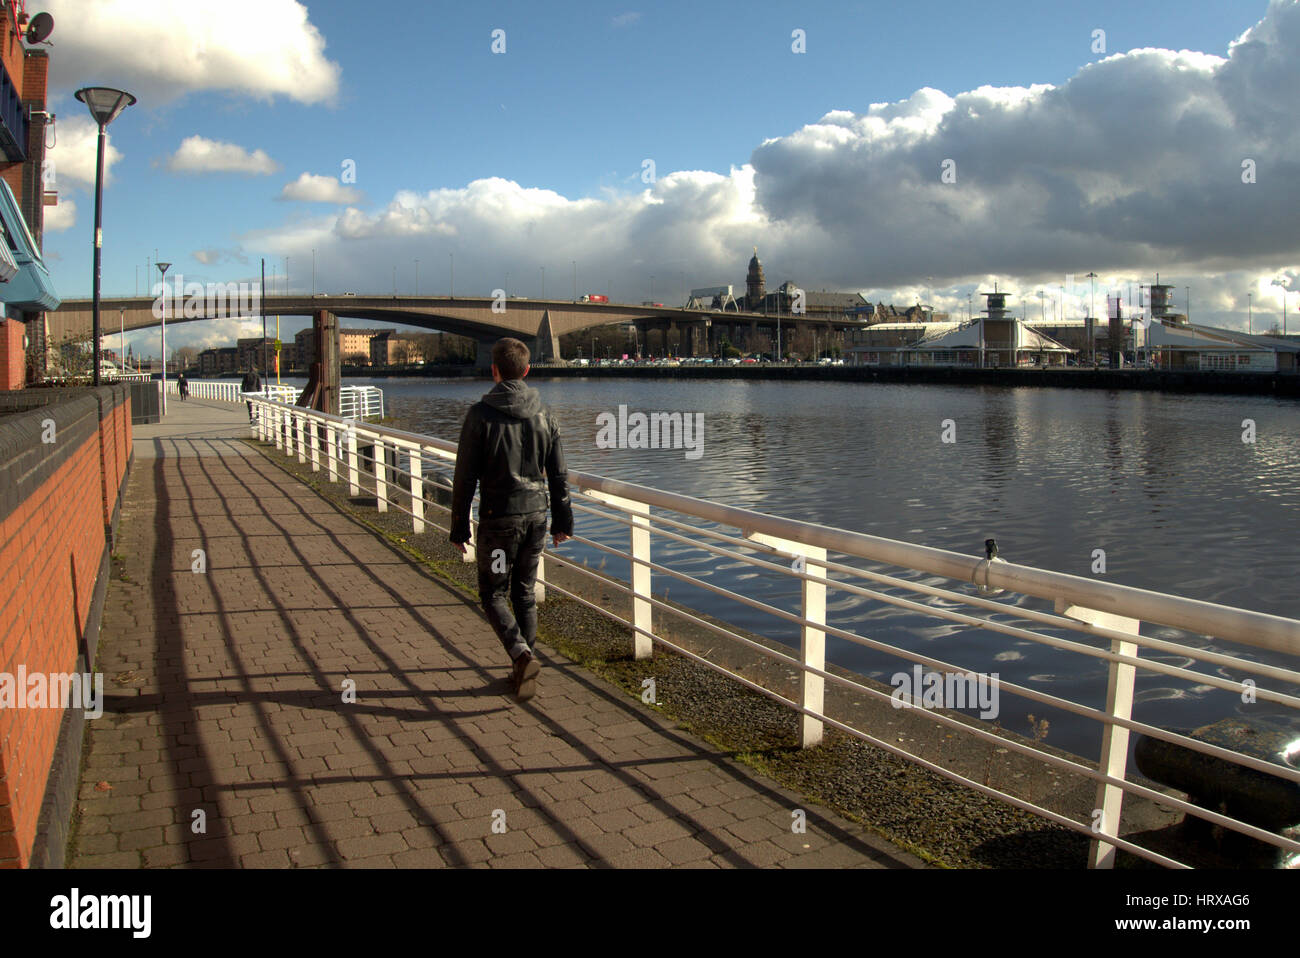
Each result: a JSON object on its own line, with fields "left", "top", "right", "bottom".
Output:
{"left": 241, "top": 363, "right": 262, "bottom": 422}
{"left": 451, "top": 338, "right": 573, "bottom": 701}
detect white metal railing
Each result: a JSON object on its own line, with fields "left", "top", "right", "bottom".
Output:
{"left": 168, "top": 380, "right": 381, "bottom": 419}
{"left": 246, "top": 394, "right": 1300, "bottom": 870}
{"left": 338, "top": 385, "right": 384, "bottom": 419}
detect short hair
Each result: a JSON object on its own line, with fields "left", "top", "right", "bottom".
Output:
{"left": 492, "top": 338, "right": 530, "bottom": 379}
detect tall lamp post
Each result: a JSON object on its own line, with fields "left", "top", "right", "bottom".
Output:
{"left": 156, "top": 262, "right": 171, "bottom": 413}
{"left": 75, "top": 86, "right": 136, "bottom": 387}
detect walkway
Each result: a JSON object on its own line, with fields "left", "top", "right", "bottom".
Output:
{"left": 71, "top": 397, "right": 923, "bottom": 868}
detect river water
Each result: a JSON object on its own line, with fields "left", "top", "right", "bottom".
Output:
{"left": 355, "top": 375, "right": 1300, "bottom": 760}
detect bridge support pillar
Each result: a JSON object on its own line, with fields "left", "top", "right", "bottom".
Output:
{"left": 535, "top": 309, "right": 561, "bottom": 363}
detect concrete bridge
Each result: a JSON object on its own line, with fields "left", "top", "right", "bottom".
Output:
{"left": 52, "top": 294, "right": 851, "bottom": 363}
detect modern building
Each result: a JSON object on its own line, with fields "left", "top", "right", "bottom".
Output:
{"left": 296, "top": 326, "right": 393, "bottom": 367}
{"left": 845, "top": 290, "right": 1072, "bottom": 367}
{"left": 1144, "top": 321, "right": 1300, "bottom": 372}
{"left": 369, "top": 332, "right": 424, "bottom": 366}
{"left": 199, "top": 346, "right": 239, "bottom": 376}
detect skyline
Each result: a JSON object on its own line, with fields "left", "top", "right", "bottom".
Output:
{"left": 39, "top": 0, "right": 1300, "bottom": 353}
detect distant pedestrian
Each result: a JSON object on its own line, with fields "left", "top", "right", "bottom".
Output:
{"left": 450, "top": 338, "right": 573, "bottom": 701}
{"left": 241, "top": 365, "right": 262, "bottom": 422}
{"left": 177, "top": 372, "right": 189, "bottom": 401}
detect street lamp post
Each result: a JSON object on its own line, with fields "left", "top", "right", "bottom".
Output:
{"left": 1248, "top": 292, "right": 1252, "bottom": 335}
{"left": 157, "top": 261, "right": 171, "bottom": 413}
{"left": 75, "top": 86, "right": 136, "bottom": 387}
{"left": 1086, "top": 272, "right": 1098, "bottom": 365}
{"left": 415, "top": 259, "right": 419, "bottom": 296}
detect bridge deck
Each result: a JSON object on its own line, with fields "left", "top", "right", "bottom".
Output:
{"left": 71, "top": 398, "right": 922, "bottom": 868}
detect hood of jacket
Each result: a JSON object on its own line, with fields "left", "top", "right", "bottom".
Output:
{"left": 482, "top": 379, "right": 542, "bottom": 419}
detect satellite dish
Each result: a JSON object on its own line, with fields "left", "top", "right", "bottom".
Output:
{"left": 26, "top": 12, "right": 54, "bottom": 45}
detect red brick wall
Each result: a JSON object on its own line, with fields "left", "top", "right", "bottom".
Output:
{"left": 0, "top": 392, "right": 132, "bottom": 867}
{"left": 0, "top": 320, "right": 23, "bottom": 390}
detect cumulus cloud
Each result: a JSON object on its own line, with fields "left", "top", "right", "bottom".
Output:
{"left": 611, "top": 12, "right": 642, "bottom": 28}
{"left": 45, "top": 115, "right": 122, "bottom": 191}
{"left": 279, "top": 173, "right": 365, "bottom": 204}
{"left": 745, "top": 2, "right": 1300, "bottom": 288}
{"left": 242, "top": 0, "right": 1300, "bottom": 335}
{"left": 167, "top": 136, "right": 279, "bottom": 175}
{"left": 43, "top": 197, "right": 77, "bottom": 233}
{"left": 44, "top": 0, "right": 340, "bottom": 104}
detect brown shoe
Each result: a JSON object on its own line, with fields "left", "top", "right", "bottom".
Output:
{"left": 512, "top": 651, "right": 541, "bottom": 701}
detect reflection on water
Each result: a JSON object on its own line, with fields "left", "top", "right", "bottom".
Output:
{"left": 362, "top": 376, "right": 1300, "bottom": 759}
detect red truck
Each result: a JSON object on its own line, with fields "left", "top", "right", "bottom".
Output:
{"left": 580, "top": 294, "right": 609, "bottom": 303}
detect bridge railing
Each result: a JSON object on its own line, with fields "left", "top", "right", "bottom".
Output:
{"left": 246, "top": 394, "right": 1300, "bottom": 870}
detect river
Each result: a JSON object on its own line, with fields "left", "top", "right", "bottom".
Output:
{"left": 351, "top": 375, "right": 1300, "bottom": 760}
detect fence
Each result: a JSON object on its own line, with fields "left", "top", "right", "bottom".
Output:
{"left": 168, "top": 380, "right": 381, "bottom": 418}
{"left": 246, "top": 394, "right": 1300, "bottom": 869}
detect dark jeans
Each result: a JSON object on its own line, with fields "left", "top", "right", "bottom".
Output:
{"left": 475, "top": 510, "right": 548, "bottom": 662}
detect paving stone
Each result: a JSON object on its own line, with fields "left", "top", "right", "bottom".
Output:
{"left": 67, "top": 408, "right": 919, "bottom": 873}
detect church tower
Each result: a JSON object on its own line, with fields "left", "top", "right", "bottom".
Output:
{"left": 746, "top": 247, "right": 765, "bottom": 310}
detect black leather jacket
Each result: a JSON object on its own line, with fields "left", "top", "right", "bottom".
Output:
{"left": 450, "top": 379, "right": 574, "bottom": 543}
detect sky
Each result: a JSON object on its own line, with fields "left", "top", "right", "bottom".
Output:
{"left": 37, "top": 0, "right": 1300, "bottom": 355}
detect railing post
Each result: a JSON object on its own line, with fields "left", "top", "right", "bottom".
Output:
{"left": 284, "top": 408, "right": 294, "bottom": 457}
{"left": 346, "top": 424, "right": 359, "bottom": 496}
{"left": 373, "top": 437, "right": 388, "bottom": 512}
{"left": 588, "top": 491, "right": 652, "bottom": 660}
{"left": 325, "top": 423, "right": 338, "bottom": 482}
{"left": 296, "top": 411, "right": 306, "bottom": 464}
{"left": 409, "top": 446, "right": 424, "bottom": 533}
{"left": 310, "top": 418, "right": 321, "bottom": 472}
{"left": 1058, "top": 601, "right": 1140, "bottom": 869}
{"left": 748, "top": 533, "right": 827, "bottom": 748}
{"left": 274, "top": 405, "right": 284, "bottom": 451}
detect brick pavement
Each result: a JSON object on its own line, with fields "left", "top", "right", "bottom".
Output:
{"left": 71, "top": 398, "right": 924, "bottom": 868}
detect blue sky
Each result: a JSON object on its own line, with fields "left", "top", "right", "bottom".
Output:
{"left": 39, "top": 0, "right": 1300, "bottom": 352}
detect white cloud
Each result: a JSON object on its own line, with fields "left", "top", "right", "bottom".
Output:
{"left": 611, "top": 12, "right": 642, "bottom": 28}
{"left": 44, "top": 0, "right": 340, "bottom": 105}
{"left": 43, "top": 197, "right": 77, "bottom": 232}
{"left": 235, "top": 0, "right": 1300, "bottom": 335}
{"left": 167, "top": 136, "right": 279, "bottom": 175}
{"left": 279, "top": 173, "right": 364, "bottom": 204}
{"left": 45, "top": 115, "right": 122, "bottom": 191}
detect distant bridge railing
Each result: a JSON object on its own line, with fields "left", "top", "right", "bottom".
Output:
{"left": 246, "top": 394, "right": 1300, "bottom": 870}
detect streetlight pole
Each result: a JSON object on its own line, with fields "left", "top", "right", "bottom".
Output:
{"left": 540, "top": 266, "right": 545, "bottom": 299}
{"left": 157, "top": 261, "right": 171, "bottom": 413}
{"left": 1248, "top": 292, "right": 1252, "bottom": 334}
{"left": 119, "top": 308, "right": 125, "bottom": 375}
{"left": 75, "top": 86, "right": 136, "bottom": 386}
{"left": 312, "top": 248, "right": 316, "bottom": 294}
{"left": 1086, "top": 272, "right": 1097, "bottom": 365}
{"left": 415, "top": 259, "right": 419, "bottom": 296}
{"left": 450, "top": 253, "right": 454, "bottom": 297}
{"left": 1186, "top": 286, "right": 1190, "bottom": 322}
{"left": 572, "top": 260, "right": 576, "bottom": 301}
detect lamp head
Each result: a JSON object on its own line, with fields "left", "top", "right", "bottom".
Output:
{"left": 74, "top": 87, "right": 136, "bottom": 128}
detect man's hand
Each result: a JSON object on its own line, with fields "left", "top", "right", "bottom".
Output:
{"left": 452, "top": 540, "right": 467, "bottom": 555}
{"left": 552, "top": 533, "right": 571, "bottom": 547}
